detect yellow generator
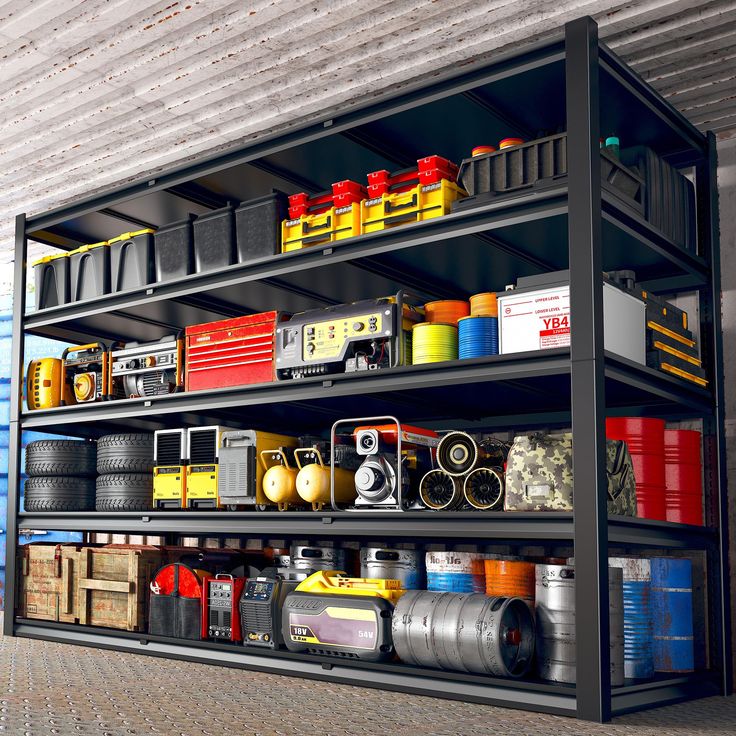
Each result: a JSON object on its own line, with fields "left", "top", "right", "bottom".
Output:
{"left": 26, "top": 357, "right": 75, "bottom": 410}
{"left": 218, "top": 430, "right": 298, "bottom": 510}
{"left": 153, "top": 429, "right": 188, "bottom": 509}
{"left": 275, "top": 291, "right": 423, "bottom": 380}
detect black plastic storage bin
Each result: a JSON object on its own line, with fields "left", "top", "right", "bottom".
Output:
{"left": 456, "top": 132, "right": 643, "bottom": 213}
{"left": 109, "top": 229, "right": 156, "bottom": 292}
{"left": 193, "top": 204, "right": 236, "bottom": 273}
{"left": 619, "top": 146, "right": 696, "bottom": 252}
{"left": 69, "top": 242, "right": 110, "bottom": 302}
{"left": 235, "top": 190, "right": 288, "bottom": 263}
{"left": 155, "top": 215, "right": 195, "bottom": 282}
{"left": 33, "top": 252, "right": 70, "bottom": 310}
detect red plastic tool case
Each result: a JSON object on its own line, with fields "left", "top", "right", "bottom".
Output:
{"left": 287, "top": 180, "right": 366, "bottom": 219}
{"left": 366, "top": 155, "right": 459, "bottom": 198}
{"left": 185, "top": 311, "right": 285, "bottom": 391}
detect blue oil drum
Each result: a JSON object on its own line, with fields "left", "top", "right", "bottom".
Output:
{"left": 650, "top": 557, "right": 694, "bottom": 673}
{"left": 609, "top": 557, "right": 653, "bottom": 679}
{"left": 425, "top": 551, "right": 485, "bottom": 593}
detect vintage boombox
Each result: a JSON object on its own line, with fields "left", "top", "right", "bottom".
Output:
{"left": 217, "top": 429, "right": 299, "bottom": 509}
{"left": 202, "top": 574, "right": 246, "bottom": 642}
{"left": 109, "top": 335, "right": 184, "bottom": 399}
{"left": 153, "top": 429, "right": 188, "bottom": 509}
{"left": 62, "top": 342, "right": 109, "bottom": 404}
{"left": 275, "top": 292, "right": 422, "bottom": 380}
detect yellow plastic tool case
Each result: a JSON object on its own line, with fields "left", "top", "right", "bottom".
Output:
{"left": 281, "top": 180, "right": 366, "bottom": 252}
{"left": 361, "top": 179, "right": 466, "bottom": 234}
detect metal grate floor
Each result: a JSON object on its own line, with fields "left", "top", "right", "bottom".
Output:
{"left": 1, "top": 620, "right": 734, "bottom": 735}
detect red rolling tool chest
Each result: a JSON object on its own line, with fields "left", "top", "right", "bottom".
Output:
{"left": 185, "top": 311, "right": 286, "bottom": 392}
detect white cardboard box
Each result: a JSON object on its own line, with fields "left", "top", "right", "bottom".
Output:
{"left": 497, "top": 282, "right": 645, "bottom": 364}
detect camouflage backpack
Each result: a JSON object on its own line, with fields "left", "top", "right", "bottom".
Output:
{"left": 504, "top": 433, "right": 636, "bottom": 515}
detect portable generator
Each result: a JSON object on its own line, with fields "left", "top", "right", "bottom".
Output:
{"left": 185, "top": 311, "right": 287, "bottom": 392}
{"left": 217, "top": 429, "right": 299, "bottom": 509}
{"left": 274, "top": 292, "right": 422, "bottom": 380}
{"left": 26, "top": 357, "right": 75, "bottom": 410}
{"left": 334, "top": 417, "right": 438, "bottom": 509}
{"left": 239, "top": 569, "right": 311, "bottom": 649}
{"left": 282, "top": 570, "right": 406, "bottom": 661}
{"left": 62, "top": 342, "right": 109, "bottom": 404}
{"left": 153, "top": 429, "right": 188, "bottom": 509}
{"left": 202, "top": 574, "right": 246, "bottom": 642}
{"left": 186, "top": 426, "right": 234, "bottom": 509}
{"left": 109, "top": 335, "right": 184, "bottom": 399}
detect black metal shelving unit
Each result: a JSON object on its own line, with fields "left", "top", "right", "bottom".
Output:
{"left": 5, "top": 16, "right": 731, "bottom": 722}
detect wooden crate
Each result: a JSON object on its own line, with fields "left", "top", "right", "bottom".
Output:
{"left": 76, "top": 545, "right": 166, "bottom": 632}
{"left": 17, "top": 544, "right": 81, "bottom": 623}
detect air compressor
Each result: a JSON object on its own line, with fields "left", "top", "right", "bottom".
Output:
{"left": 294, "top": 440, "right": 360, "bottom": 510}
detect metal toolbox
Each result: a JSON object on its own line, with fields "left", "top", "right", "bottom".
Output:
{"left": 185, "top": 311, "right": 286, "bottom": 391}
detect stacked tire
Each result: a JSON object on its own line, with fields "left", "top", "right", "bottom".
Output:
{"left": 96, "top": 433, "right": 154, "bottom": 511}
{"left": 24, "top": 440, "right": 97, "bottom": 511}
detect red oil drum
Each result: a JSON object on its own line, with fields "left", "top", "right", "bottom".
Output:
{"left": 484, "top": 559, "right": 535, "bottom": 606}
{"left": 606, "top": 417, "right": 666, "bottom": 520}
{"left": 664, "top": 430, "right": 703, "bottom": 525}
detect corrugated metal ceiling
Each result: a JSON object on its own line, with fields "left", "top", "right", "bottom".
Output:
{"left": 1, "top": 0, "right": 735, "bottom": 272}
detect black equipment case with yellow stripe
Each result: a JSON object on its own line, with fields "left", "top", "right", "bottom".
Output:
{"left": 281, "top": 571, "right": 404, "bottom": 661}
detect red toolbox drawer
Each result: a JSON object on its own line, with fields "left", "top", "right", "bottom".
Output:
{"left": 185, "top": 312, "right": 286, "bottom": 391}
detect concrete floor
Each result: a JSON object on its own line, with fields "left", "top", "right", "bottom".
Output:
{"left": 1, "top": 623, "right": 734, "bottom": 736}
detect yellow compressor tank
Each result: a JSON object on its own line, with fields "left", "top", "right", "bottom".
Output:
{"left": 260, "top": 449, "right": 300, "bottom": 510}
{"left": 295, "top": 447, "right": 357, "bottom": 510}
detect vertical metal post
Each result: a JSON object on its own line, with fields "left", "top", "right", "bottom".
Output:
{"left": 4, "top": 214, "right": 27, "bottom": 636}
{"left": 697, "top": 132, "right": 732, "bottom": 693}
{"left": 566, "top": 17, "right": 610, "bottom": 722}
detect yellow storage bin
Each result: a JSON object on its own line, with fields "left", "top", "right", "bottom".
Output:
{"left": 281, "top": 203, "right": 362, "bottom": 252}
{"left": 361, "top": 179, "right": 466, "bottom": 234}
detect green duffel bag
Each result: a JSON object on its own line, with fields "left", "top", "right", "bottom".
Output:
{"left": 504, "top": 432, "right": 636, "bottom": 515}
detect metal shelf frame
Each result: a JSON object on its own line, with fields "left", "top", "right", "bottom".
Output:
{"left": 5, "top": 16, "right": 731, "bottom": 723}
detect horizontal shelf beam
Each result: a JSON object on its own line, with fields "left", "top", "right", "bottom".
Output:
{"left": 16, "top": 512, "right": 717, "bottom": 548}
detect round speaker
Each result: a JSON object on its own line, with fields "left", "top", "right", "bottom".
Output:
{"left": 437, "top": 432, "right": 480, "bottom": 476}
{"left": 419, "top": 469, "right": 464, "bottom": 510}
{"left": 463, "top": 467, "right": 504, "bottom": 510}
